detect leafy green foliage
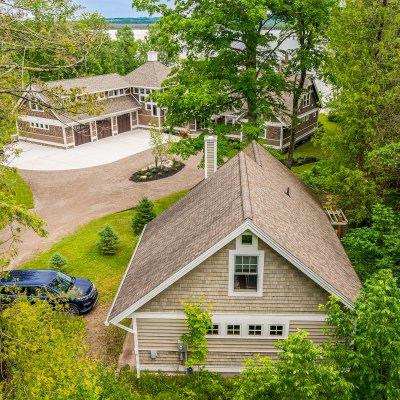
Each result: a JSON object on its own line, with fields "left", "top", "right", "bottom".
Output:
{"left": 48, "top": 252, "right": 68, "bottom": 272}
{"left": 97, "top": 225, "right": 120, "bottom": 255}
{"left": 302, "top": 160, "right": 376, "bottom": 225}
{"left": 181, "top": 299, "right": 213, "bottom": 369}
{"left": 343, "top": 205, "right": 400, "bottom": 282}
{"left": 0, "top": 299, "right": 101, "bottom": 400}
{"left": 132, "top": 197, "right": 156, "bottom": 235}
{"left": 325, "top": 269, "right": 400, "bottom": 400}
{"left": 235, "top": 331, "right": 352, "bottom": 400}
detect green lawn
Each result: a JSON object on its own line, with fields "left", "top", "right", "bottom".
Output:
{"left": 2, "top": 167, "right": 34, "bottom": 208}
{"left": 20, "top": 190, "right": 188, "bottom": 304}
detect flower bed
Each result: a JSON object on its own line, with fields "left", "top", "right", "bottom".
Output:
{"left": 129, "top": 159, "right": 185, "bottom": 182}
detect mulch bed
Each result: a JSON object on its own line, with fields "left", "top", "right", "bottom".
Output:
{"left": 129, "top": 160, "right": 185, "bottom": 183}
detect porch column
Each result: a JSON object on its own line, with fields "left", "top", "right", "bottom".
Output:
{"left": 90, "top": 121, "right": 97, "bottom": 141}
{"left": 112, "top": 116, "right": 118, "bottom": 136}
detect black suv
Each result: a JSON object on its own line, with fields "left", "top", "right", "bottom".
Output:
{"left": 0, "top": 270, "right": 98, "bottom": 315}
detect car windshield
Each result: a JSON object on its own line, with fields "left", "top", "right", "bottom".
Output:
{"left": 48, "top": 272, "right": 73, "bottom": 293}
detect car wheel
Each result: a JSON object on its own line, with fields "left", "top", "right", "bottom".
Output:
{"left": 66, "top": 304, "right": 80, "bottom": 316}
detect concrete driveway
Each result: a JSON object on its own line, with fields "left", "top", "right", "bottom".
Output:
{"left": 6, "top": 129, "right": 167, "bottom": 171}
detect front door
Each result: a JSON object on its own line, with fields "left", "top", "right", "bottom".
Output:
{"left": 117, "top": 113, "right": 131, "bottom": 134}
{"left": 96, "top": 118, "right": 112, "bottom": 140}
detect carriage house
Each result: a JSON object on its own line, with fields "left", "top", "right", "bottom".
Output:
{"left": 17, "top": 51, "right": 170, "bottom": 148}
{"left": 106, "top": 139, "right": 361, "bottom": 375}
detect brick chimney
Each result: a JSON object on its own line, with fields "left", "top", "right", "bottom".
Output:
{"left": 147, "top": 51, "right": 158, "bottom": 62}
{"left": 204, "top": 135, "right": 217, "bottom": 179}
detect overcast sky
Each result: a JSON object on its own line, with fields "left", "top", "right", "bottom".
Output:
{"left": 75, "top": 0, "right": 149, "bottom": 17}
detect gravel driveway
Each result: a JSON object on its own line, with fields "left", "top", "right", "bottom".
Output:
{"left": 13, "top": 149, "right": 203, "bottom": 267}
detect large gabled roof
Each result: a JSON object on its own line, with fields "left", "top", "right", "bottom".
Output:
{"left": 124, "top": 61, "right": 171, "bottom": 88}
{"left": 107, "top": 142, "right": 361, "bottom": 323}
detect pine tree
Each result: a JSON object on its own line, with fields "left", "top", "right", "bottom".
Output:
{"left": 132, "top": 197, "right": 156, "bottom": 235}
{"left": 48, "top": 252, "right": 68, "bottom": 272}
{"left": 97, "top": 225, "right": 120, "bottom": 255}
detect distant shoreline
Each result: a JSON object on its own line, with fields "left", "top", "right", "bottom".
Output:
{"left": 107, "top": 17, "right": 159, "bottom": 28}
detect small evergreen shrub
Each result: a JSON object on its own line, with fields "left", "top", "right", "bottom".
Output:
{"left": 48, "top": 252, "right": 68, "bottom": 272}
{"left": 97, "top": 225, "right": 120, "bottom": 255}
{"left": 132, "top": 197, "right": 156, "bottom": 235}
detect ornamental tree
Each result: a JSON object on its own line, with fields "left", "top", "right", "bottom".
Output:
{"left": 48, "top": 252, "right": 68, "bottom": 272}
{"left": 97, "top": 225, "right": 120, "bottom": 255}
{"left": 132, "top": 197, "right": 156, "bottom": 235}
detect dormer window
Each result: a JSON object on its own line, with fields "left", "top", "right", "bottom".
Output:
{"left": 29, "top": 100, "right": 43, "bottom": 112}
{"left": 302, "top": 90, "right": 312, "bottom": 107}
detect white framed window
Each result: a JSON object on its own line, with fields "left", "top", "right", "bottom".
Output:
{"left": 146, "top": 88, "right": 151, "bottom": 94}
{"left": 302, "top": 90, "right": 312, "bottom": 107}
{"left": 226, "top": 324, "right": 241, "bottom": 336}
{"left": 30, "top": 122, "right": 49, "bottom": 130}
{"left": 207, "top": 324, "right": 219, "bottom": 335}
{"left": 139, "top": 95, "right": 147, "bottom": 102}
{"left": 145, "top": 103, "right": 152, "bottom": 111}
{"left": 29, "top": 100, "right": 44, "bottom": 112}
{"left": 119, "top": 89, "right": 124, "bottom": 95}
{"left": 248, "top": 325, "right": 262, "bottom": 336}
{"left": 268, "top": 324, "right": 284, "bottom": 337}
{"left": 229, "top": 233, "right": 264, "bottom": 297}
{"left": 134, "top": 88, "right": 139, "bottom": 93}
{"left": 124, "top": 88, "right": 131, "bottom": 94}
{"left": 140, "top": 88, "right": 145, "bottom": 94}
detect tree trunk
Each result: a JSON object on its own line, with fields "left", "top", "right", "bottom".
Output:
{"left": 286, "top": 70, "right": 307, "bottom": 169}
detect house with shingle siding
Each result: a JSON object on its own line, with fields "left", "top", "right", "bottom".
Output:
{"left": 17, "top": 51, "right": 169, "bottom": 148}
{"left": 106, "top": 139, "right": 361, "bottom": 375}
{"left": 17, "top": 51, "right": 319, "bottom": 150}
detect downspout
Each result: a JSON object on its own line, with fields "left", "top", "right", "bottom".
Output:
{"left": 279, "top": 125, "right": 283, "bottom": 149}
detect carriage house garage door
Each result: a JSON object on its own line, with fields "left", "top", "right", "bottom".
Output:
{"left": 73, "top": 124, "right": 91, "bottom": 146}
{"left": 117, "top": 113, "right": 131, "bottom": 134}
{"left": 96, "top": 118, "right": 112, "bottom": 140}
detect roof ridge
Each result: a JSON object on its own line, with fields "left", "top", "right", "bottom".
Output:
{"left": 239, "top": 152, "right": 253, "bottom": 220}
{"left": 251, "top": 141, "right": 263, "bottom": 167}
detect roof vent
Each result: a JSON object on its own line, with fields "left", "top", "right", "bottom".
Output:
{"left": 204, "top": 135, "right": 217, "bottom": 179}
{"left": 147, "top": 51, "right": 158, "bottom": 62}
{"left": 325, "top": 208, "right": 348, "bottom": 238}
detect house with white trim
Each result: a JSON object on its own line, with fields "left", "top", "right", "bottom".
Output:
{"left": 106, "top": 138, "right": 361, "bottom": 375}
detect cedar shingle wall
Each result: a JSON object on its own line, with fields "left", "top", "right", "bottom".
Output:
{"left": 18, "top": 120, "right": 64, "bottom": 144}
{"left": 138, "top": 239, "right": 329, "bottom": 314}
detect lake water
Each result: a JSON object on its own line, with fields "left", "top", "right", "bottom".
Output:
{"left": 108, "top": 28, "right": 331, "bottom": 101}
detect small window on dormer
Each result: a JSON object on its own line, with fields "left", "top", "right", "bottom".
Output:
{"left": 241, "top": 233, "right": 253, "bottom": 245}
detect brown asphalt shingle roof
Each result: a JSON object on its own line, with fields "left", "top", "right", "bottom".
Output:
{"left": 108, "top": 142, "right": 361, "bottom": 322}
{"left": 45, "top": 73, "right": 131, "bottom": 93}
{"left": 124, "top": 61, "right": 171, "bottom": 88}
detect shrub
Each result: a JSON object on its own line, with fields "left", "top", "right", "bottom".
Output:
{"left": 48, "top": 252, "right": 68, "bottom": 272}
{"left": 132, "top": 197, "right": 156, "bottom": 235}
{"left": 97, "top": 225, "right": 120, "bottom": 255}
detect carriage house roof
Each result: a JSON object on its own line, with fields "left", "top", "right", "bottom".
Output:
{"left": 124, "top": 61, "right": 171, "bottom": 88}
{"left": 45, "top": 73, "right": 131, "bottom": 93}
{"left": 107, "top": 142, "right": 361, "bottom": 324}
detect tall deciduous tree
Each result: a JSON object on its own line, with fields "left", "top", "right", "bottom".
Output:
{"left": 276, "top": 0, "right": 336, "bottom": 168}
{"left": 323, "top": 0, "right": 400, "bottom": 168}
{"left": 0, "top": 0, "right": 108, "bottom": 265}
{"left": 133, "top": 0, "right": 288, "bottom": 160}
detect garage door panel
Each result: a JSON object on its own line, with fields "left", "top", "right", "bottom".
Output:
{"left": 73, "top": 124, "right": 91, "bottom": 146}
{"left": 97, "top": 118, "right": 112, "bottom": 140}
{"left": 117, "top": 113, "right": 131, "bottom": 134}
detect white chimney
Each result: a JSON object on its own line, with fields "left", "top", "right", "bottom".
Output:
{"left": 204, "top": 135, "right": 217, "bottom": 179}
{"left": 147, "top": 51, "right": 158, "bottom": 62}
